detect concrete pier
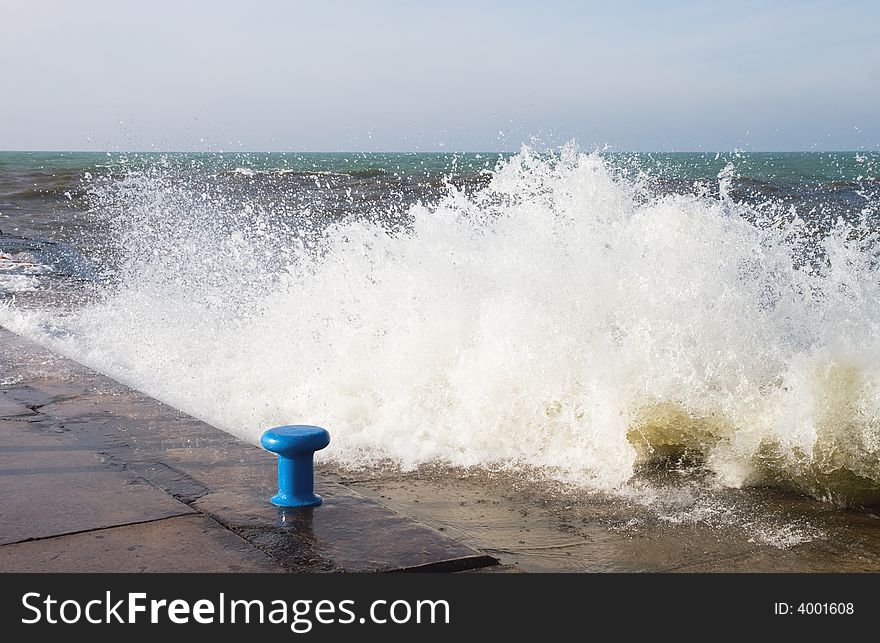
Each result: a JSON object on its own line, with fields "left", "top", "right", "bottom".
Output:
{"left": 0, "top": 328, "right": 500, "bottom": 573}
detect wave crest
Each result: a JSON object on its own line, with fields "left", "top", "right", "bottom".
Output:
{"left": 3, "top": 146, "right": 880, "bottom": 504}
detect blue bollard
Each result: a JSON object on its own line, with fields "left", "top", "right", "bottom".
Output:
{"left": 260, "top": 425, "right": 330, "bottom": 508}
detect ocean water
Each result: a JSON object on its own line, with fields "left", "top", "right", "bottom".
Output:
{"left": 2, "top": 147, "right": 880, "bottom": 507}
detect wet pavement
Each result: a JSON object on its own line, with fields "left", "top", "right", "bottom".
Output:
{"left": 0, "top": 327, "right": 499, "bottom": 573}
{"left": 323, "top": 466, "right": 880, "bottom": 572}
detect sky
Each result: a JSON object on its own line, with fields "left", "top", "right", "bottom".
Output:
{"left": 1, "top": 0, "right": 878, "bottom": 152}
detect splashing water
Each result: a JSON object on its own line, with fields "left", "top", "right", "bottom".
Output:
{"left": 3, "top": 146, "right": 880, "bottom": 505}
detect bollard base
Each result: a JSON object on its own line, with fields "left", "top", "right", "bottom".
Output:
{"left": 270, "top": 492, "right": 323, "bottom": 508}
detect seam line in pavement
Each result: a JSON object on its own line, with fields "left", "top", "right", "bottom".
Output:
{"left": 0, "top": 512, "right": 196, "bottom": 547}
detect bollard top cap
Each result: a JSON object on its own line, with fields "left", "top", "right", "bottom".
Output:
{"left": 261, "top": 425, "right": 330, "bottom": 456}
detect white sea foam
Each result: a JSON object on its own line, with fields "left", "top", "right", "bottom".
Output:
{"left": 2, "top": 147, "right": 880, "bottom": 504}
{"left": 0, "top": 253, "right": 52, "bottom": 293}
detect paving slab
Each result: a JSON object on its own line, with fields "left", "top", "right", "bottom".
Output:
{"left": 0, "top": 466, "right": 195, "bottom": 545}
{"left": 195, "top": 489, "right": 498, "bottom": 573}
{"left": 0, "top": 515, "right": 282, "bottom": 572}
{"left": 0, "top": 397, "right": 35, "bottom": 418}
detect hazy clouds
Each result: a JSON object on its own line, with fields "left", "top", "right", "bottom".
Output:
{"left": 1, "top": 0, "right": 877, "bottom": 151}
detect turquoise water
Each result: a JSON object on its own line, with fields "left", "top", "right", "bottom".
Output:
{"left": 2, "top": 150, "right": 878, "bottom": 188}
{"left": 3, "top": 150, "right": 878, "bottom": 240}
